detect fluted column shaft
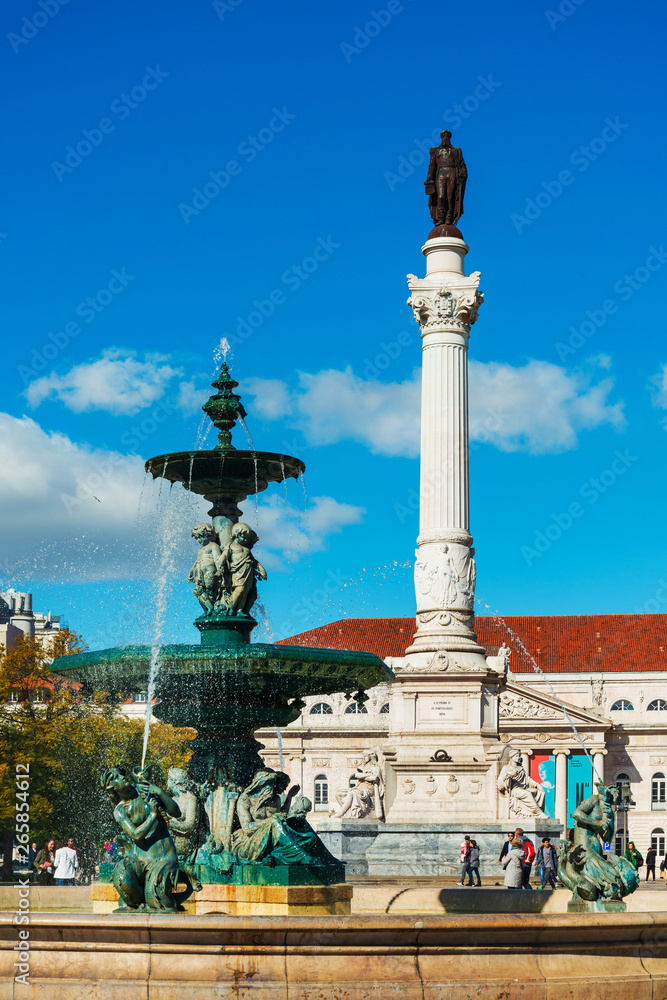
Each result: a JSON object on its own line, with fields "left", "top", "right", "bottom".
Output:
{"left": 405, "top": 237, "right": 484, "bottom": 657}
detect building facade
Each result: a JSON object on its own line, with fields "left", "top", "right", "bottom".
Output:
{"left": 256, "top": 614, "right": 667, "bottom": 859}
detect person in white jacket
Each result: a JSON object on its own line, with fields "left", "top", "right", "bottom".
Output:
{"left": 53, "top": 838, "right": 79, "bottom": 886}
{"left": 502, "top": 842, "right": 525, "bottom": 889}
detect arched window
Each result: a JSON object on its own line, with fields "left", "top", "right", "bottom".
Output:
{"left": 652, "top": 828, "right": 666, "bottom": 856}
{"left": 345, "top": 702, "right": 368, "bottom": 714}
{"left": 610, "top": 700, "right": 634, "bottom": 711}
{"left": 648, "top": 699, "right": 667, "bottom": 711}
{"left": 310, "top": 702, "right": 333, "bottom": 715}
{"left": 652, "top": 773, "right": 666, "bottom": 810}
{"left": 379, "top": 703, "right": 390, "bottom": 714}
{"left": 314, "top": 774, "right": 328, "bottom": 809}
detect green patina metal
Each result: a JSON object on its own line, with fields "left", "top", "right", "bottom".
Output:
{"left": 51, "top": 361, "right": 394, "bottom": 902}
{"left": 558, "top": 782, "right": 640, "bottom": 912}
{"left": 201, "top": 361, "right": 246, "bottom": 451}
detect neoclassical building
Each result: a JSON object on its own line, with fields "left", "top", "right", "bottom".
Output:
{"left": 256, "top": 613, "right": 667, "bottom": 858}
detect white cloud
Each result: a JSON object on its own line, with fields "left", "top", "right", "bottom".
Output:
{"left": 469, "top": 359, "right": 626, "bottom": 453}
{"left": 0, "top": 412, "right": 362, "bottom": 584}
{"left": 243, "top": 360, "right": 625, "bottom": 457}
{"left": 24, "top": 349, "right": 183, "bottom": 417}
{"left": 650, "top": 363, "right": 667, "bottom": 428}
{"left": 240, "top": 494, "right": 365, "bottom": 570}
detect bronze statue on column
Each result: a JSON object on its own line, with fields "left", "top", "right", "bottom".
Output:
{"left": 425, "top": 130, "right": 467, "bottom": 229}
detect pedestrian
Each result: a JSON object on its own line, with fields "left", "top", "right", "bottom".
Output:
{"left": 502, "top": 840, "right": 525, "bottom": 889}
{"left": 457, "top": 835, "right": 471, "bottom": 885}
{"left": 27, "top": 842, "right": 38, "bottom": 867}
{"left": 645, "top": 845, "right": 657, "bottom": 881}
{"left": 515, "top": 827, "right": 535, "bottom": 889}
{"left": 53, "top": 838, "right": 79, "bottom": 886}
{"left": 108, "top": 836, "right": 120, "bottom": 861}
{"left": 498, "top": 832, "right": 515, "bottom": 864}
{"left": 625, "top": 841, "right": 643, "bottom": 872}
{"left": 661, "top": 854, "right": 667, "bottom": 880}
{"left": 536, "top": 837, "right": 559, "bottom": 889}
{"left": 33, "top": 838, "right": 56, "bottom": 885}
{"left": 466, "top": 840, "right": 481, "bottom": 886}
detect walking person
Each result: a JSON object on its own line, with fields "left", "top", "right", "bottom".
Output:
{"left": 502, "top": 839, "right": 525, "bottom": 889}
{"left": 498, "top": 832, "right": 515, "bottom": 864}
{"left": 53, "top": 838, "right": 79, "bottom": 886}
{"left": 536, "top": 837, "right": 559, "bottom": 889}
{"left": 516, "top": 827, "right": 536, "bottom": 889}
{"left": 625, "top": 841, "right": 643, "bottom": 873}
{"left": 645, "top": 845, "right": 657, "bottom": 881}
{"left": 33, "top": 838, "right": 56, "bottom": 885}
{"left": 457, "top": 835, "right": 471, "bottom": 885}
{"left": 466, "top": 840, "right": 481, "bottom": 886}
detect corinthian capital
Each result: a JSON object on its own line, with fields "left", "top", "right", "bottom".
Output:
{"left": 406, "top": 271, "right": 483, "bottom": 333}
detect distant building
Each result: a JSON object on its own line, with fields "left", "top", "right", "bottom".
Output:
{"left": 0, "top": 590, "right": 63, "bottom": 650}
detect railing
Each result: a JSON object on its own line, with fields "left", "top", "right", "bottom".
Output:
{"left": 651, "top": 800, "right": 667, "bottom": 811}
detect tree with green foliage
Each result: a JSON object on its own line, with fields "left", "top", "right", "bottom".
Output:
{"left": 0, "top": 630, "right": 195, "bottom": 879}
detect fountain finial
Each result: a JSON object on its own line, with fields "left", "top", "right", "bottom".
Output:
{"left": 202, "top": 362, "right": 247, "bottom": 452}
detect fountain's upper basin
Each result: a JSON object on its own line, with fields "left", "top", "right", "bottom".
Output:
{"left": 52, "top": 643, "right": 393, "bottom": 731}
{"left": 145, "top": 449, "right": 305, "bottom": 501}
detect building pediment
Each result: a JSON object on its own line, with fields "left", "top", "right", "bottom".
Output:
{"left": 499, "top": 681, "right": 610, "bottom": 729}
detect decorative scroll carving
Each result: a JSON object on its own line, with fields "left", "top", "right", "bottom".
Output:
{"left": 430, "top": 749, "right": 452, "bottom": 763}
{"left": 499, "top": 692, "right": 560, "bottom": 720}
{"left": 407, "top": 285, "right": 484, "bottom": 333}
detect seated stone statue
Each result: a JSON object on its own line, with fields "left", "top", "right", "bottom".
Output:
{"left": 188, "top": 523, "right": 223, "bottom": 616}
{"left": 231, "top": 769, "right": 338, "bottom": 867}
{"left": 559, "top": 783, "right": 639, "bottom": 903}
{"left": 331, "top": 751, "right": 385, "bottom": 821}
{"left": 100, "top": 765, "right": 196, "bottom": 912}
{"left": 497, "top": 747, "right": 546, "bottom": 818}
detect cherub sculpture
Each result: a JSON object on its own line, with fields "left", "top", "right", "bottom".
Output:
{"left": 218, "top": 522, "right": 267, "bottom": 617}
{"left": 559, "top": 782, "right": 639, "bottom": 905}
{"left": 188, "top": 522, "right": 222, "bottom": 615}
{"left": 100, "top": 765, "right": 196, "bottom": 912}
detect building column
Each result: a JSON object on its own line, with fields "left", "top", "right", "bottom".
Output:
{"left": 405, "top": 237, "right": 486, "bottom": 659}
{"left": 521, "top": 750, "right": 532, "bottom": 776}
{"left": 592, "top": 749, "right": 607, "bottom": 785}
{"left": 554, "top": 749, "right": 570, "bottom": 828}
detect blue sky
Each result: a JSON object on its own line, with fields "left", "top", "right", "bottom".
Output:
{"left": 1, "top": 0, "right": 666, "bottom": 650}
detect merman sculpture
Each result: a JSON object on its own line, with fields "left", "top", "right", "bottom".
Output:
{"left": 100, "top": 766, "right": 197, "bottom": 912}
{"left": 558, "top": 781, "right": 639, "bottom": 911}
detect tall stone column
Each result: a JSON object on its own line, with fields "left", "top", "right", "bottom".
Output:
{"left": 554, "top": 749, "right": 570, "bottom": 827}
{"left": 592, "top": 749, "right": 606, "bottom": 785}
{"left": 405, "top": 235, "right": 486, "bottom": 668}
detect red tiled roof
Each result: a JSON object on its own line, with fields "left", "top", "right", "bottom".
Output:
{"left": 277, "top": 615, "right": 667, "bottom": 674}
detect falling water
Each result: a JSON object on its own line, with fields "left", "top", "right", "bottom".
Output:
{"left": 478, "top": 598, "right": 601, "bottom": 781}
{"left": 277, "top": 727, "right": 284, "bottom": 771}
{"left": 141, "top": 491, "right": 192, "bottom": 767}
{"left": 238, "top": 416, "right": 255, "bottom": 451}
{"left": 187, "top": 454, "right": 195, "bottom": 492}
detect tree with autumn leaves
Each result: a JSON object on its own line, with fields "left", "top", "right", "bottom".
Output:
{"left": 0, "top": 629, "right": 195, "bottom": 879}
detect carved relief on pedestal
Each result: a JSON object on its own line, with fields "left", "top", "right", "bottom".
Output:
{"left": 402, "top": 778, "right": 416, "bottom": 796}
{"left": 424, "top": 775, "right": 437, "bottom": 796}
{"left": 499, "top": 692, "right": 560, "bottom": 720}
{"left": 468, "top": 778, "right": 483, "bottom": 796}
{"left": 446, "top": 775, "right": 459, "bottom": 796}
{"left": 414, "top": 543, "right": 476, "bottom": 613}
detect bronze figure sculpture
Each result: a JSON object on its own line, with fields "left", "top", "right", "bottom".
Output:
{"left": 425, "top": 130, "right": 467, "bottom": 228}
{"left": 559, "top": 782, "right": 639, "bottom": 910}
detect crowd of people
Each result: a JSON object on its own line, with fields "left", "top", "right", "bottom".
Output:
{"left": 457, "top": 830, "right": 560, "bottom": 889}
{"left": 27, "top": 834, "right": 106, "bottom": 885}
{"left": 457, "top": 831, "right": 667, "bottom": 889}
